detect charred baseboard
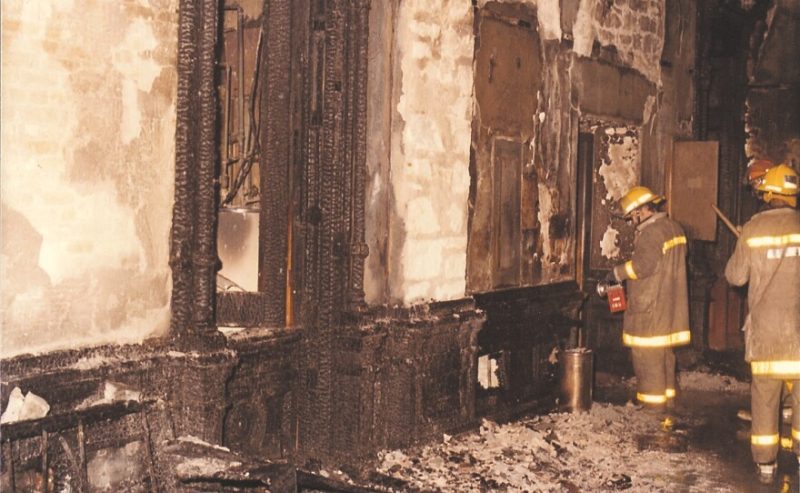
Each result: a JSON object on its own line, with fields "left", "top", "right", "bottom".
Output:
{"left": 221, "top": 327, "right": 302, "bottom": 462}
{"left": 0, "top": 339, "right": 239, "bottom": 492}
{"left": 328, "top": 298, "right": 485, "bottom": 463}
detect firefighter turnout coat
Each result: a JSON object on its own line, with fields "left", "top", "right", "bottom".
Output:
{"left": 613, "top": 213, "right": 691, "bottom": 348}
{"left": 724, "top": 207, "right": 800, "bottom": 378}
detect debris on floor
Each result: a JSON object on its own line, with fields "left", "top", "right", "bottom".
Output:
{"left": 376, "top": 371, "right": 751, "bottom": 492}
{"left": 164, "top": 435, "right": 296, "bottom": 491}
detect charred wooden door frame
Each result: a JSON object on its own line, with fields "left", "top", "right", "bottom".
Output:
{"left": 170, "top": 0, "right": 369, "bottom": 332}
{"left": 170, "top": 0, "right": 371, "bottom": 460}
{"left": 291, "top": 0, "right": 371, "bottom": 462}
{"left": 575, "top": 131, "right": 594, "bottom": 290}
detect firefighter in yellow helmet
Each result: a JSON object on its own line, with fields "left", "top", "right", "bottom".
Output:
{"left": 725, "top": 163, "right": 800, "bottom": 485}
{"left": 610, "top": 186, "right": 690, "bottom": 410}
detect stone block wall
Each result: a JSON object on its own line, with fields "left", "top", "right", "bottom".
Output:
{"left": 366, "top": 0, "right": 475, "bottom": 305}
{"left": 574, "top": 0, "right": 666, "bottom": 85}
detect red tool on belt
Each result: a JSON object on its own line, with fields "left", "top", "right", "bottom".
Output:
{"left": 597, "top": 281, "right": 627, "bottom": 313}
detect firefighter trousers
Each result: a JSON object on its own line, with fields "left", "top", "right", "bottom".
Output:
{"left": 751, "top": 376, "right": 800, "bottom": 464}
{"left": 631, "top": 346, "right": 676, "bottom": 406}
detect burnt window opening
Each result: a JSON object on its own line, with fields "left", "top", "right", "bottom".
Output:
{"left": 217, "top": 5, "right": 264, "bottom": 296}
{"left": 207, "top": 0, "right": 370, "bottom": 342}
{"left": 214, "top": 1, "right": 300, "bottom": 329}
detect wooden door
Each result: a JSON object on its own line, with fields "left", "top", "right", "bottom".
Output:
{"left": 468, "top": 5, "right": 542, "bottom": 292}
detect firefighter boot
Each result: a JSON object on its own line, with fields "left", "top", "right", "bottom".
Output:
{"left": 756, "top": 462, "right": 777, "bottom": 485}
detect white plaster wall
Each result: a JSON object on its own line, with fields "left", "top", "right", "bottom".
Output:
{"left": 1, "top": 0, "right": 178, "bottom": 357}
{"left": 390, "top": 0, "right": 475, "bottom": 304}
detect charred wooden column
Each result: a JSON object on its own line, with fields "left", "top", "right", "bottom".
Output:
{"left": 167, "top": 0, "right": 236, "bottom": 447}
{"left": 170, "top": 0, "right": 220, "bottom": 341}
{"left": 259, "top": 0, "right": 293, "bottom": 326}
{"left": 346, "top": 2, "right": 370, "bottom": 313}
{"left": 295, "top": 0, "right": 372, "bottom": 462}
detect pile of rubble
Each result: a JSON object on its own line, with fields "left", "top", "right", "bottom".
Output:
{"left": 376, "top": 371, "right": 747, "bottom": 492}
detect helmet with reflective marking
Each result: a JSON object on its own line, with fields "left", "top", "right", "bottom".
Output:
{"left": 756, "top": 164, "right": 798, "bottom": 207}
{"left": 619, "top": 186, "right": 664, "bottom": 217}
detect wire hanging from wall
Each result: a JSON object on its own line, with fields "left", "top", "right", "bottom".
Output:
{"left": 220, "top": 6, "right": 264, "bottom": 210}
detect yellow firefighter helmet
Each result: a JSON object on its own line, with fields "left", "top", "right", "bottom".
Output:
{"left": 619, "top": 186, "right": 664, "bottom": 216}
{"left": 755, "top": 164, "right": 798, "bottom": 207}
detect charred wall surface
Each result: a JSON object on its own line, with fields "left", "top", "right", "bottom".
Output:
{"left": 474, "top": 283, "right": 584, "bottom": 415}
{"left": 744, "top": 0, "right": 800, "bottom": 170}
{"left": 222, "top": 329, "right": 301, "bottom": 461}
{"left": 361, "top": 0, "right": 672, "bottom": 415}
{"left": 692, "top": 0, "right": 799, "bottom": 352}
{"left": 1, "top": 0, "right": 484, "bottom": 480}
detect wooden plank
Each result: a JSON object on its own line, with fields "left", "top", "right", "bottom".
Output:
{"left": 0, "top": 400, "right": 147, "bottom": 441}
{"left": 669, "top": 141, "right": 720, "bottom": 241}
{"left": 493, "top": 137, "right": 523, "bottom": 288}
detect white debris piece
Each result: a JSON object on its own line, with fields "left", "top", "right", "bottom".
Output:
{"left": 19, "top": 391, "right": 50, "bottom": 421}
{"left": 178, "top": 435, "right": 232, "bottom": 452}
{"left": 103, "top": 381, "right": 141, "bottom": 402}
{"left": 0, "top": 387, "right": 25, "bottom": 423}
{"left": 1, "top": 387, "right": 50, "bottom": 423}
{"left": 175, "top": 457, "right": 242, "bottom": 477}
{"left": 679, "top": 370, "right": 750, "bottom": 393}
{"left": 77, "top": 380, "right": 142, "bottom": 409}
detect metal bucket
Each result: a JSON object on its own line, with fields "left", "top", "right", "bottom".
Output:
{"left": 559, "top": 348, "right": 594, "bottom": 412}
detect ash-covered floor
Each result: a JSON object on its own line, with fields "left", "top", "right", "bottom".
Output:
{"left": 362, "top": 370, "right": 798, "bottom": 493}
